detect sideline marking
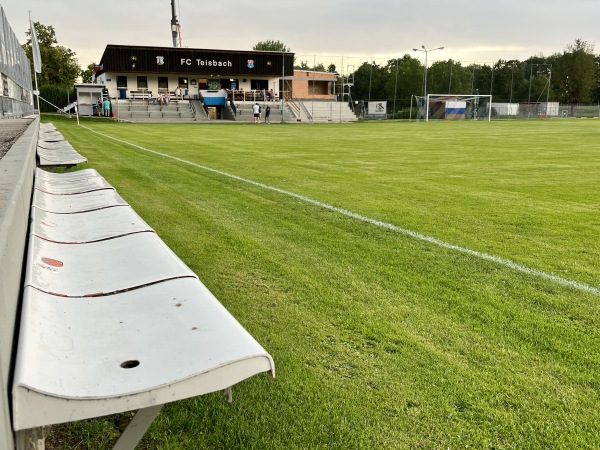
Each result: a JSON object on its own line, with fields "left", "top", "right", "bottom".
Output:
{"left": 82, "top": 126, "right": 600, "bottom": 296}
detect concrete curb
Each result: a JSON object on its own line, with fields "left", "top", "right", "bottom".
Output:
{"left": 0, "top": 117, "right": 38, "bottom": 450}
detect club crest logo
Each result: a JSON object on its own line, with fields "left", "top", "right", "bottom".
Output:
{"left": 247, "top": 59, "right": 254, "bottom": 69}
{"left": 156, "top": 56, "right": 165, "bottom": 66}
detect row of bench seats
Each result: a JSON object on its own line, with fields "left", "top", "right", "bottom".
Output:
{"left": 7, "top": 122, "right": 275, "bottom": 449}
{"left": 37, "top": 123, "right": 87, "bottom": 171}
{"left": 129, "top": 91, "right": 186, "bottom": 102}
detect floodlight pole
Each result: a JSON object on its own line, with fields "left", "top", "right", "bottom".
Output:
{"left": 413, "top": 45, "right": 444, "bottom": 99}
{"left": 528, "top": 63, "right": 552, "bottom": 118}
{"left": 528, "top": 63, "right": 534, "bottom": 118}
{"left": 393, "top": 58, "right": 399, "bottom": 119}
{"left": 281, "top": 51, "right": 285, "bottom": 123}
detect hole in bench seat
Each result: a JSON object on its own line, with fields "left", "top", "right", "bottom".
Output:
{"left": 120, "top": 360, "right": 140, "bottom": 369}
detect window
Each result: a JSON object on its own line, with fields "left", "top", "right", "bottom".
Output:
{"left": 158, "top": 77, "right": 168, "bottom": 92}
{"left": 117, "top": 76, "right": 128, "bottom": 89}
{"left": 137, "top": 76, "right": 148, "bottom": 90}
{"left": 251, "top": 80, "right": 268, "bottom": 90}
{"left": 207, "top": 79, "right": 220, "bottom": 90}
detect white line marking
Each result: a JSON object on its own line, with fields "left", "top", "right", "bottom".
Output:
{"left": 81, "top": 126, "right": 600, "bottom": 296}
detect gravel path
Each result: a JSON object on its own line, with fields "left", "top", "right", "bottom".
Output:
{"left": 0, "top": 119, "right": 34, "bottom": 161}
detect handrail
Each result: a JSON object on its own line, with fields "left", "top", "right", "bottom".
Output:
{"left": 298, "top": 99, "right": 313, "bottom": 121}
{"left": 288, "top": 91, "right": 313, "bottom": 122}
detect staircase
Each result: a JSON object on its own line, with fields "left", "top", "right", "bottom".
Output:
{"left": 60, "top": 101, "right": 78, "bottom": 113}
{"left": 294, "top": 100, "right": 358, "bottom": 123}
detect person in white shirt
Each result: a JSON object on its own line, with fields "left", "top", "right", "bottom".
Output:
{"left": 253, "top": 103, "right": 261, "bottom": 123}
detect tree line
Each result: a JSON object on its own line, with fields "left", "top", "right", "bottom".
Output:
{"left": 257, "top": 39, "right": 600, "bottom": 106}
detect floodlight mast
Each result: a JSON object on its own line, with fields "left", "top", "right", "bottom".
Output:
{"left": 170, "top": 0, "right": 182, "bottom": 48}
{"left": 413, "top": 45, "right": 444, "bottom": 99}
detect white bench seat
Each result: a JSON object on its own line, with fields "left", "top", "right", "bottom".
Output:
{"left": 37, "top": 141, "right": 75, "bottom": 150}
{"left": 31, "top": 206, "right": 154, "bottom": 243}
{"left": 37, "top": 125, "right": 88, "bottom": 169}
{"left": 12, "top": 278, "right": 275, "bottom": 430}
{"left": 35, "top": 168, "right": 101, "bottom": 182}
{"left": 26, "top": 232, "right": 196, "bottom": 297}
{"left": 11, "top": 160, "right": 274, "bottom": 450}
{"left": 35, "top": 167, "right": 97, "bottom": 181}
{"left": 35, "top": 176, "right": 114, "bottom": 195}
{"left": 38, "top": 133, "right": 66, "bottom": 142}
{"left": 37, "top": 149, "right": 88, "bottom": 166}
{"left": 33, "top": 189, "right": 129, "bottom": 213}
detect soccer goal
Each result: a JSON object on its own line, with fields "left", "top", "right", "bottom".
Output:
{"left": 415, "top": 94, "right": 492, "bottom": 121}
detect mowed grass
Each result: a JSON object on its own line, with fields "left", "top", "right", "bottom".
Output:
{"left": 45, "top": 117, "right": 600, "bottom": 449}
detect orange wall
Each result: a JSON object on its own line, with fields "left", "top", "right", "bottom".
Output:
{"left": 291, "top": 71, "right": 337, "bottom": 99}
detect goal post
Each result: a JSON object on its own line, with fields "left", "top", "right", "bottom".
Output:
{"left": 416, "top": 94, "right": 493, "bottom": 121}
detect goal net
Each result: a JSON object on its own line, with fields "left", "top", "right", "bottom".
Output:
{"left": 415, "top": 94, "right": 492, "bottom": 121}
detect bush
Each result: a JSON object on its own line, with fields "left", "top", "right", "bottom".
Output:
{"left": 39, "top": 85, "right": 75, "bottom": 113}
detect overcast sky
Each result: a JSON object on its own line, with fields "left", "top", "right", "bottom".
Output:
{"left": 3, "top": 0, "right": 599, "bottom": 71}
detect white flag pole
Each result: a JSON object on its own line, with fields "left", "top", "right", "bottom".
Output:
{"left": 29, "top": 12, "right": 41, "bottom": 113}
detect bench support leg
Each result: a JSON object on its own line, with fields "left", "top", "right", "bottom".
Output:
{"left": 16, "top": 427, "right": 46, "bottom": 450}
{"left": 112, "top": 405, "right": 162, "bottom": 450}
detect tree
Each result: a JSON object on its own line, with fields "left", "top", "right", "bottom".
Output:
{"left": 81, "top": 63, "right": 97, "bottom": 84}
{"left": 384, "top": 55, "right": 422, "bottom": 103}
{"left": 296, "top": 60, "right": 310, "bottom": 70}
{"left": 550, "top": 39, "right": 597, "bottom": 104}
{"left": 22, "top": 22, "right": 80, "bottom": 88}
{"left": 591, "top": 55, "right": 600, "bottom": 103}
{"left": 490, "top": 60, "right": 526, "bottom": 102}
{"left": 253, "top": 40, "right": 291, "bottom": 52}
{"left": 351, "top": 61, "right": 388, "bottom": 101}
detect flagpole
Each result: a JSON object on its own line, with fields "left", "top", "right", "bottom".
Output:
{"left": 29, "top": 12, "right": 42, "bottom": 114}
{"left": 28, "top": 12, "right": 40, "bottom": 113}
{"left": 33, "top": 65, "right": 40, "bottom": 113}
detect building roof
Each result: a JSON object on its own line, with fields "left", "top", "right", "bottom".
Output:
{"left": 98, "top": 44, "right": 295, "bottom": 77}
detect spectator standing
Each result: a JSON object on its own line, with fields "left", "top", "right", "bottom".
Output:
{"left": 253, "top": 102, "right": 261, "bottom": 123}
{"left": 103, "top": 98, "right": 111, "bottom": 117}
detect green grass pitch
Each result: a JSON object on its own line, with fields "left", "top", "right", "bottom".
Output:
{"left": 45, "top": 117, "right": 600, "bottom": 449}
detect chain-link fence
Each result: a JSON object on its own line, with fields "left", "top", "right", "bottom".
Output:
{"left": 0, "top": 6, "right": 34, "bottom": 118}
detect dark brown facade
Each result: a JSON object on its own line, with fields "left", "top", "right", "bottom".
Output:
{"left": 99, "top": 45, "right": 294, "bottom": 76}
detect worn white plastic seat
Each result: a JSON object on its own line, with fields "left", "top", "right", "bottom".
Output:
{"left": 37, "top": 128, "right": 87, "bottom": 168}
{"left": 39, "top": 123, "right": 56, "bottom": 131}
{"left": 33, "top": 189, "right": 129, "bottom": 213}
{"left": 37, "top": 132, "right": 65, "bottom": 142}
{"left": 12, "top": 278, "right": 275, "bottom": 431}
{"left": 35, "top": 176, "right": 114, "bottom": 195}
{"left": 26, "top": 232, "right": 196, "bottom": 297}
{"left": 31, "top": 206, "right": 154, "bottom": 243}
{"left": 36, "top": 167, "right": 101, "bottom": 181}
{"left": 37, "top": 141, "right": 74, "bottom": 150}
{"left": 37, "top": 148, "right": 88, "bottom": 166}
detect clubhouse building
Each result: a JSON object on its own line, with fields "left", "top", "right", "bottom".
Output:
{"left": 84, "top": 44, "right": 352, "bottom": 122}
{"left": 94, "top": 44, "right": 295, "bottom": 101}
